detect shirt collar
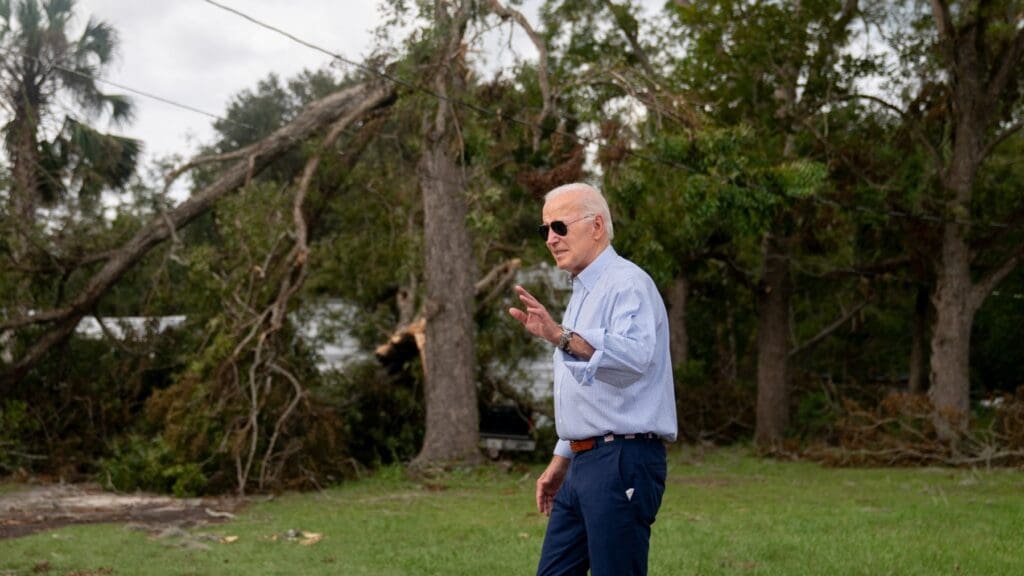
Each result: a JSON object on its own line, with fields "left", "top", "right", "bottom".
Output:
{"left": 573, "top": 245, "right": 616, "bottom": 292}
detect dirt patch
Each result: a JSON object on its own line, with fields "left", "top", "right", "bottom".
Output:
{"left": 0, "top": 483, "right": 246, "bottom": 540}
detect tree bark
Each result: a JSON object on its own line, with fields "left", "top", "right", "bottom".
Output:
{"left": 666, "top": 274, "right": 689, "bottom": 370}
{"left": 714, "top": 308, "right": 737, "bottom": 388}
{"left": 6, "top": 110, "right": 40, "bottom": 259}
{"left": 908, "top": 284, "right": 929, "bottom": 394}
{"left": 412, "top": 0, "right": 481, "bottom": 466}
{"left": 1, "top": 80, "right": 396, "bottom": 388}
{"left": 755, "top": 232, "right": 792, "bottom": 447}
{"left": 928, "top": 221, "right": 976, "bottom": 435}
{"left": 923, "top": 3, "right": 1024, "bottom": 437}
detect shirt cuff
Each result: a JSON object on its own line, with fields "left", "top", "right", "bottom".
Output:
{"left": 573, "top": 328, "right": 606, "bottom": 385}
{"left": 554, "top": 439, "right": 573, "bottom": 459}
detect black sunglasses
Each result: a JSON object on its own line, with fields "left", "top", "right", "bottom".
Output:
{"left": 538, "top": 214, "right": 595, "bottom": 240}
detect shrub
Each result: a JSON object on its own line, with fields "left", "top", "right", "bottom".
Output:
{"left": 98, "top": 435, "right": 208, "bottom": 496}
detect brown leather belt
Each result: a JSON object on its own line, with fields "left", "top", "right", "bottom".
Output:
{"left": 569, "top": 438, "right": 596, "bottom": 453}
{"left": 569, "top": 433, "right": 658, "bottom": 454}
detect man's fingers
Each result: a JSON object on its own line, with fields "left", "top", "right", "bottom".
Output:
{"left": 508, "top": 307, "right": 526, "bottom": 323}
{"left": 516, "top": 285, "right": 541, "bottom": 306}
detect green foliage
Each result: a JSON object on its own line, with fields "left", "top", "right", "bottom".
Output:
{"left": 4, "top": 0, "right": 1024, "bottom": 490}
{"left": 0, "top": 0, "right": 137, "bottom": 203}
{"left": 606, "top": 127, "right": 780, "bottom": 288}
{"left": 972, "top": 269, "right": 1024, "bottom": 394}
{"left": 324, "top": 360, "right": 425, "bottom": 467}
{"left": 35, "top": 118, "right": 142, "bottom": 208}
{"left": 772, "top": 159, "right": 827, "bottom": 199}
{"left": 99, "top": 435, "right": 207, "bottom": 497}
{"left": 0, "top": 399, "right": 37, "bottom": 472}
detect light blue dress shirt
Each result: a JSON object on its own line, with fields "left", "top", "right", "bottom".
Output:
{"left": 552, "top": 245, "right": 678, "bottom": 458}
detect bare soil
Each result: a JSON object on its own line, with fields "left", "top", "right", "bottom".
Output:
{"left": 0, "top": 482, "right": 246, "bottom": 540}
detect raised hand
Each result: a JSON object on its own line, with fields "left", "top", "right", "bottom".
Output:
{"left": 508, "top": 285, "right": 560, "bottom": 345}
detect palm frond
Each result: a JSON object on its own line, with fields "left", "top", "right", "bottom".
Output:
{"left": 35, "top": 132, "right": 67, "bottom": 203}
{"left": 0, "top": 0, "right": 12, "bottom": 27}
{"left": 14, "top": 0, "right": 42, "bottom": 38}
{"left": 56, "top": 116, "right": 141, "bottom": 200}
{"left": 102, "top": 92, "right": 133, "bottom": 126}
{"left": 75, "top": 17, "right": 114, "bottom": 64}
{"left": 42, "top": 0, "right": 73, "bottom": 29}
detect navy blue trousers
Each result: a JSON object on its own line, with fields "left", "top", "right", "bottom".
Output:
{"left": 537, "top": 436, "right": 667, "bottom": 576}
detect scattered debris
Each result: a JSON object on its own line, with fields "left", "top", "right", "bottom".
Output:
{"left": 273, "top": 529, "right": 323, "bottom": 546}
{"left": 204, "top": 508, "right": 236, "bottom": 519}
{"left": 0, "top": 483, "right": 245, "bottom": 540}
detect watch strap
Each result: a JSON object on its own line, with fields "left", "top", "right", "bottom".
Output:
{"left": 558, "top": 326, "right": 573, "bottom": 353}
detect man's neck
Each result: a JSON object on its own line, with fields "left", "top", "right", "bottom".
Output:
{"left": 571, "top": 242, "right": 612, "bottom": 280}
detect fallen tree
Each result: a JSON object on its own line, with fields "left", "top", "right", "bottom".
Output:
{"left": 1, "top": 80, "right": 396, "bottom": 389}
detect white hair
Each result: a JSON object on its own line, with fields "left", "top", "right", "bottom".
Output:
{"left": 544, "top": 182, "right": 615, "bottom": 241}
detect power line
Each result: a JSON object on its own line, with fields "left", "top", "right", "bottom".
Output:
{"left": 200, "top": 0, "right": 1023, "bottom": 233}
{"left": 199, "top": 0, "right": 706, "bottom": 175}
{"left": 0, "top": 42, "right": 259, "bottom": 134}
{"left": 51, "top": 62, "right": 253, "bottom": 132}
{"left": 3, "top": 5, "right": 1018, "bottom": 233}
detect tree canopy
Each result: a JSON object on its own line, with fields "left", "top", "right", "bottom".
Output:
{"left": 1, "top": 0, "right": 1023, "bottom": 491}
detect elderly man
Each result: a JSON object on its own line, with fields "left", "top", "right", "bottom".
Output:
{"left": 508, "top": 182, "right": 677, "bottom": 576}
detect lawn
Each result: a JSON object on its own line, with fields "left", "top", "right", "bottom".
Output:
{"left": 1, "top": 446, "right": 1022, "bottom": 575}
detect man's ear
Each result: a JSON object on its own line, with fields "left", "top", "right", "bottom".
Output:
{"left": 592, "top": 214, "right": 605, "bottom": 239}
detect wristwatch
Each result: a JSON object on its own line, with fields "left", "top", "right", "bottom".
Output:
{"left": 558, "top": 325, "right": 574, "bottom": 354}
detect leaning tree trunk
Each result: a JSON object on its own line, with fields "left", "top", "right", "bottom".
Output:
{"left": 412, "top": 0, "right": 481, "bottom": 466}
{"left": 755, "top": 232, "right": 792, "bottom": 447}
{"left": 0, "top": 80, "right": 396, "bottom": 388}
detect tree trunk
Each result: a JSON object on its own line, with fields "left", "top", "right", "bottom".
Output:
{"left": 908, "top": 284, "right": 929, "bottom": 394}
{"left": 666, "top": 274, "right": 689, "bottom": 370}
{"left": 928, "top": 223, "right": 975, "bottom": 436}
{"left": 412, "top": 0, "right": 481, "bottom": 466}
{"left": 926, "top": 16, "right": 986, "bottom": 435}
{"left": 415, "top": 142, "right": 480, "bottom": 465}
{"left": 6, "top": 111, "right": 40, "bottom": 259}
{"left": 922, "top": 0, "right": 1024, "bottom": 439}
{"left": 755, "top": 232, "right": 792, "bottom": 447}
{"left": 714, "top": 308, "right": 737, "bottom": 388}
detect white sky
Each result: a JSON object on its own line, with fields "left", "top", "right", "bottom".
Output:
{"left": 77, "top": 1, "right": 388, "bottom": 162}
{"left": 70, "top": 0, "right": 661, "bottom": 172}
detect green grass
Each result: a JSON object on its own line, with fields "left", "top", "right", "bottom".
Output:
{"left": 1, "top": 446, "right": 1022, "bottom": 575}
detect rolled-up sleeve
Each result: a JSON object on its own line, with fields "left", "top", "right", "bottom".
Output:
{"left": 554, "top": 439, "right": 573, "bottom": 459}
{"left": 562, "top": 284, "right": 656, "bottom": 388}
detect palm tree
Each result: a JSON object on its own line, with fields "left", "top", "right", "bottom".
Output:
{"left": 1, "top": 0, "right": 137, "bottom": 237}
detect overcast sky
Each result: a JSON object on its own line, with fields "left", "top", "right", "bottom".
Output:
{"left": 76, "top": 1, "right": 397, "bottom": 162}
{"left": 71, "top": 1, "right": 668, "bottom": 172}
